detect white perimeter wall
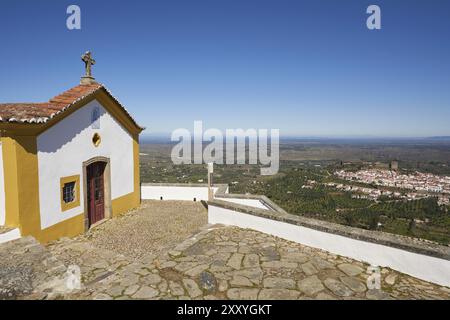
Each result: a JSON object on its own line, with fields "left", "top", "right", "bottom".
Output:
{"left": 209, "top": 205, "right": 450, "bottom": 287}
{"left": 37, "top": 99, "right": 134, "bottom": 229}
{"left": 140, "top": 187, "right": 268, "bottom": 210}
{"left": 0, "top": 142, "right": 5, "bottom": 225}
{"left": 219, "top": 198, "right": 270, "bottom": 210}
{"left": 141, "top": 185, "right": 219, "bottom": 201}
{"left": 0, "top": 228, "right": 21, "bottom": 244}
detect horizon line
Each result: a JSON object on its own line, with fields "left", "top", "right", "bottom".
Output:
{"left": 140, "top": 133, "right": 450, "bottom": 140}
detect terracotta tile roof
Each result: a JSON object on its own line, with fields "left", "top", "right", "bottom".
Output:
{"left": 0, "top": 83, "right": 143, "bottom": 130}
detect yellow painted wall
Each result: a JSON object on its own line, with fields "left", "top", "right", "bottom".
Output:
{"left": 14, "top": 136, "right": 42, "bottom": 238}
{"left": 37, "top": 214, "right": 85, "bottom": 243}
{"left": 1, "top": 136, "right": 21, "bottom": 227}
{"left": 1, "top": 131, "right": 141, "bottom": 243}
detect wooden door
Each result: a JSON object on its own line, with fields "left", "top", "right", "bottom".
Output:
{"left": 87, "top": 162, "right": 106, "bottom": 226}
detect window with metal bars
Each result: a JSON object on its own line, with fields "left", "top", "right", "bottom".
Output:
{"left": 62, "top": 181, "right": 76, "bottom": 203}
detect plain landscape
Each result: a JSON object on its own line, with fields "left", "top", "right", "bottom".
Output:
{"left": 140, "top": 137, "right": 450, "bottom": 245}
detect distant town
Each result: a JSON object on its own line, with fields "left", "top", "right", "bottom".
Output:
{"left": 333, "top": 169, "right": 450, "bottom": 206}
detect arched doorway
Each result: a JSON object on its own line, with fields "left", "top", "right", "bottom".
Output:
{"left": 82, "top": 157, "right": 112, "bottom": 230}
{"left": 87, "top": 161, "right": 106, "bottom": 225}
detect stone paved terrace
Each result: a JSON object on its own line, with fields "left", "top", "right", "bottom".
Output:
{"left": 2, "top": 200, "right": 450, "bottom": 300}
{"left": 80, "top": 200, "right": 209, "bottom": 260}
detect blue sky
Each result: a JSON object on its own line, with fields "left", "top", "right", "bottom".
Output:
{"left": 0, "top": 0, "right": 449, "bottom": 137}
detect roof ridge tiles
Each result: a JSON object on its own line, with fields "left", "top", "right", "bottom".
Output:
{"left": 0, "top": 83, "right": 143, "bottom": 131}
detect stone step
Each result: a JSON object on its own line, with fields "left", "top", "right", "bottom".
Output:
{"left": 0, "top": 236, "right": 68, "bottom": 300}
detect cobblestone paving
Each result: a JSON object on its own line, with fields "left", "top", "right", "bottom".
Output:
{"left": 2, "top": 201, "right": 450, "bottom": 300}
{"left": 82, "top": 200, "right": 208, "bottom": 260}
{"left": 50, "top": 227, "right": 450, "bottom": 300}
{"left": 0, "top": 237, "right": 66, "bottom": 300}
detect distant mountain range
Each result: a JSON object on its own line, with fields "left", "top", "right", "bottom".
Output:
{"left": 425, "top": 136, "right": 450, "bottom": 141}
{"left": 140, "top": 133, "right": 450, "bottom": 144}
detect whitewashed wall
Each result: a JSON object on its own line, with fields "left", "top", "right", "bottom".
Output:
{"left": 0, "top": 142, "right": 5, "bottom": 226}
{"left": 209, "top": 204, "right": 450, "bottom": 287}
{"left": 141, "top": 185, "right": 219, "bottom": 201}
{"left": 37, "top": 99, "right": 134, "bottom": 229}
{"left": 0, "top": 228, "right": 21, "bottom": 244}
{"left": 219, "top": 198, "right": 270, "bottom": 210}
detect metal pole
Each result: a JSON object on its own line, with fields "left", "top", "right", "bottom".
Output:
{"left": 208, "top": 163, "right": 214, "bottom": 201}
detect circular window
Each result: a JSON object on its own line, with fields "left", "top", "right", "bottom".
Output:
{"left": 92, "top": 133, "right": 101, "bottom": 147}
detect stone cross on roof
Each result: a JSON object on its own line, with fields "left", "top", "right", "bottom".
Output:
{"left": 80, "top": 51, "right": 97, "bottom": 85}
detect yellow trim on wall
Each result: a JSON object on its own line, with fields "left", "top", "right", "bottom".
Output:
{"left": 95, "top": 91, "right": 143, "bottom": 135}
{"left": 1, "top": 135, "right": 42, "bottom": 236}
{"left": 36, "top": 213, "right": 85, "bottom": 243}
{"left": 1, "top": 136, "right": 20, "bottom": 227}
{"left": 133, "top": 133, "right": 141, "bottom": 207}
{"left": 16, "top": 136, "right": 41, "bottom": 238}
{"left": 111, "top": 192, "right": 136, "bottom": 217}
{"left": 111, "top": 134, "right": 141, "bottom": 217}
{"left": 60, "top": 175, "right": 80, "bottom": 212}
